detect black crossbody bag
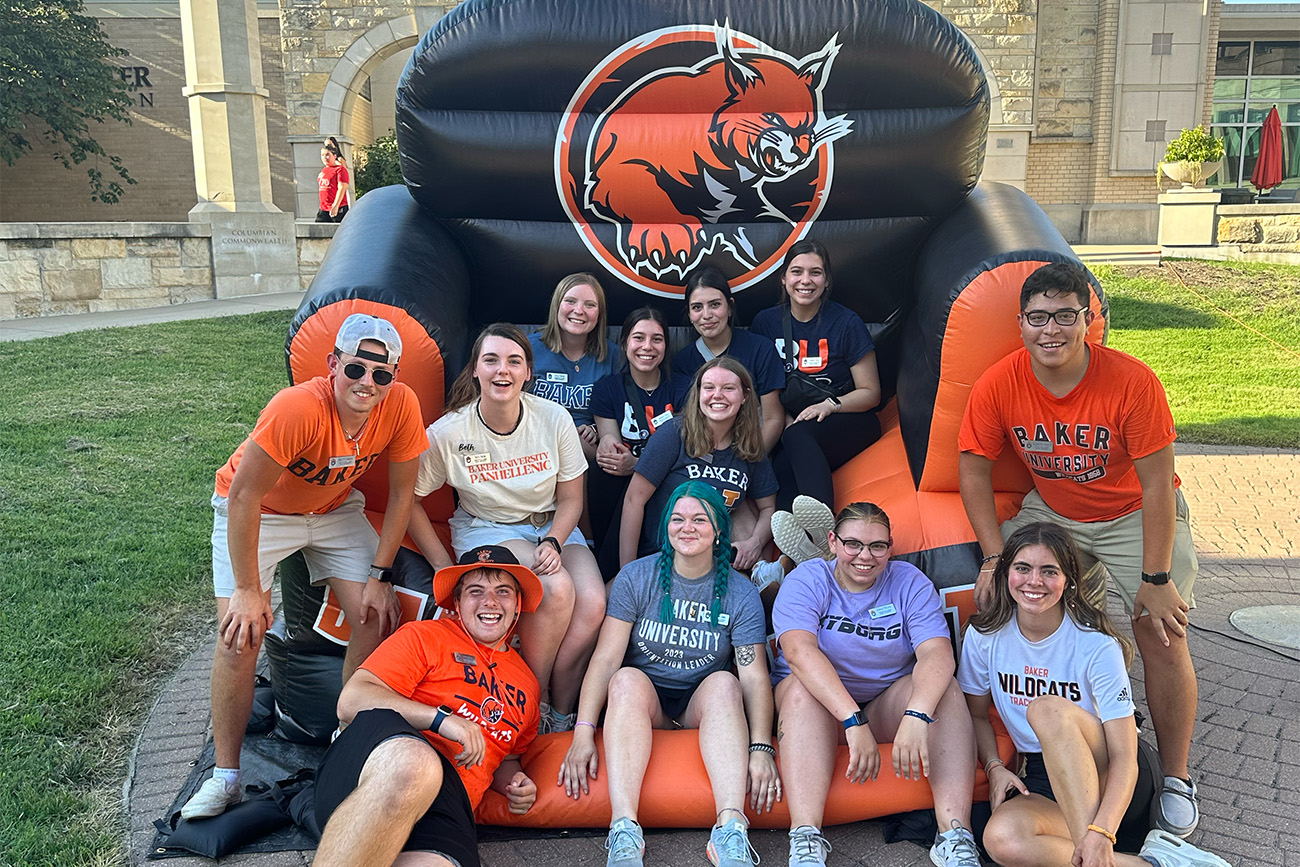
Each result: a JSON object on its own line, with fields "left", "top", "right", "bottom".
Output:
{"left": 780, "top": 308, "right": 843, "bottom": 415}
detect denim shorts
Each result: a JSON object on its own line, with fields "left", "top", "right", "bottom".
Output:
{"left": 447, "top": 506, "right": 585, "bottom": 557}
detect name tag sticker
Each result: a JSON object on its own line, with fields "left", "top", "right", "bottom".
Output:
{"left": 800, "top": 356, "right": 823, "bottom": 369}
{"left": 546, "top": 372, "right": 569, "bottom": 383}
{"left": 328, "top": 455, "right": 356, "bottom": 469}
{"left": 868, "top": 603, "right": 897, "bottom": 619}
{"left": 464, "top": 452, "right": 491, "bottom": 467}
{"left": 651, "top": 410, "right": 674, "bottom": 428}
{"left": 454, "top": 652, "right": 477, "bottom": 665}
{"left": 717, "top": 613, "right": 731, "bottom": 627}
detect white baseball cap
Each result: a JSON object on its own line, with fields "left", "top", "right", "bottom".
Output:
{"left": 335, "top": 313, "right": 402, "bottom": 364}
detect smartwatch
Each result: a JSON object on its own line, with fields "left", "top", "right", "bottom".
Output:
{"left": 368, "top": 564, "right": 394, "bottom": 583}
{"left": 430, "top": 705, "right": 454, "bottom": 734}
{"left": 1141, "top": 570, "right": 1171, "bottom": 585}
{"left": 842, "top": 709, "right": 868, "bottom": 730}
{"left": 540, "top": 536, "right": 562, "bottom": 555}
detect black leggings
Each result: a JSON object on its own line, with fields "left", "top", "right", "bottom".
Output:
{"left": 772, "top": 410, "right": 881, "bottom": 510}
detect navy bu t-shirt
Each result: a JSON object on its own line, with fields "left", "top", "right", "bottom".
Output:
{"left": 671, "top": 328, "right": 786, "bottom": 395}
{"left": 750, "top": 301, "right": 874, "bottom": 396}
{"left": 632, "top": 416, "right": 778, "bottom": 555}
{"left": 591, "top": 371, "right": 692, "bottom": 457}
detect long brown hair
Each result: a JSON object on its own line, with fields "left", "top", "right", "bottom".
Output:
{"left": 967, "top": 522, "right": 1133, "bottom": 667}
{"left": 538, "top": 273, "right": 609, "bottom": 362}
{"left": 679, "top": 356, "right": 763, "bottom": 461}
{"left": 446, "top": 323, "right": 533, "bottom": 412}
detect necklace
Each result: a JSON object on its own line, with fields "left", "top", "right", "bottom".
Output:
{"left": 476, "top": 399, "right": 523, "bottom": 436}
{"left": 342, "top": 415, "right": 370, "bottom": 457}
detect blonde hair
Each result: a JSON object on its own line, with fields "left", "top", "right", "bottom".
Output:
{"left": 538, "top": 273, "right": 609, "bottom": 363}
{"left": 679, "top": 357, "right": 763, "bottom": 462}
{"left": 446, "top": 323, "right": 533, "bottom": 412}
{"left": 833, "top": 502, "right": 891, "bottom": 536}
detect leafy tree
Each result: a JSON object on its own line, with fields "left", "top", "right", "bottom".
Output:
{"left": 0, "top": 1, "right": 136, "bottom": 203}
{"left": 353, "top": 132, "right": 402, "bottom": 196}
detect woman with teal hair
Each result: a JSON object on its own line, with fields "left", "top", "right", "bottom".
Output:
{"left": 560, "top": 481, "right": 779, "bottom": 867}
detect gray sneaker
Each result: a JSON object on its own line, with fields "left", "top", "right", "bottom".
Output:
{"left": 605, "top": 816, "right": 645, "bottom": 867}
{"left": 1154, "top": 776, "right": 1200, "bottom": 838}
{"left": 788, "top": 825, "right": 832, "bottom": 866}
{"left": 708, "top": 817, "right": 758, "bottom": 867}
{"left": 1138, "top": 829, "right": 1232, "bottom": 867}
{"left": 791, "top": 496, "right": 834, "bottom": 557}
{"left": 771, "top": 511, "right": 824, "bottom": 564}
{"left": 930, "top": 819, "right": 979, "bottom": 867}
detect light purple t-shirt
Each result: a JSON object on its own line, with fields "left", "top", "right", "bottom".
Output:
{"left": 770, "top": 559, "right": 951, "bottom": 701}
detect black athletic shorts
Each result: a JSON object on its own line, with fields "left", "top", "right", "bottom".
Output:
{"left": 315, "top": 708, "right": 480, "bottom": 867}
{"left": 1019, "top": 752, "right": 1152, "bottom": 850}
{"left": 653, "top": 680, "right": 700, "bottom": 722}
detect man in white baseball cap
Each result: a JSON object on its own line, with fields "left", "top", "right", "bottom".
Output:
{"left": 183, "top": 312, "right": 427, "bottom": 819}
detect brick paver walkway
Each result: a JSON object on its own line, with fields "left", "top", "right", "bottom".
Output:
{"left": 127, "top": 443, "right": 1300, "bottom": 867}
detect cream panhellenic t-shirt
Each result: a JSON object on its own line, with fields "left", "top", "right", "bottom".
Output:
{"left": 415, "top": 393, "right": 587, "bottom": 523}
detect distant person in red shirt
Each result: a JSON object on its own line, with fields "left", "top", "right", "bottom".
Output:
{"left": 316, "top": 136, "right": 351, "bottom": 222}
{"left": 312, "top": 546, "right": 543, "bottom": 867}
{"left": 181, "top": 313, "right": 427, "bottom": 820}
{"left": 958, "top": 262, "right": 1202, "bottom": 838}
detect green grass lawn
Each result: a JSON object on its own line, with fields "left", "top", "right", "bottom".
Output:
{"left": 1097, "top": 260, "right": 1300, "bottom": 448}
{"left": 0, "top": 311, "right": 291, "bottom": 867}
{"left": 0, "top": 258, "right": 1296, "bottom": 866}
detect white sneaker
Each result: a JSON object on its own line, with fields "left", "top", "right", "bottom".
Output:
{"left": 1155, "top": 775, "right": 1200, "bottom": 838}
{"left": 1139, "top": 828, "right": 1233, "bottom": 867}
{"left": 605, "top": 816, "right": 645, "bottom": 867}
{"left": 771, "top": 511, "right": 823, "bottom": 564}
{"left": 930, "top": 819, "right": 980, "bottom": 867}
{"left": 180, "top": 776, "right": 242, "bottom": 819}
{"left": 791, "top": 496, "right": 834, "bottom": 557}
{"left": 788, "top": 825, "right": 832, "bottom": 866}
{"left": 750, "top": 559, "right": 785, "bottom": 592}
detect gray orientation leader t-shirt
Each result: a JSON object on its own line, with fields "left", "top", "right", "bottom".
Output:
{"left": 607, "top": 554, "right": 767, "bottom": 691}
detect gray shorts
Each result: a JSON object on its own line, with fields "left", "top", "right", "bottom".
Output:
{"left": 1001, "top": 488, "right": 1198, "bottom": 613}
{"left": 210, "top": 488, "right": 378, "bottom": 597}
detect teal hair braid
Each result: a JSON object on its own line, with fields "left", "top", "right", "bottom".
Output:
{"left": 656, "top": 481, "right": 734, "bottom": 625}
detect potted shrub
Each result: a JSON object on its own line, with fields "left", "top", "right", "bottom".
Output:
{"left": 1158, "top": 126, "right": 1225, "bottom": 188}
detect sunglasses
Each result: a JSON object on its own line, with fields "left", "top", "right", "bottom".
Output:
{"left": 342, "top": 362, "right": 395, "bottom": 386}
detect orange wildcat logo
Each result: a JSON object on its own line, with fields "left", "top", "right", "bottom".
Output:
{"left": 556, "top": 23, "right": 851, "bottom": 297}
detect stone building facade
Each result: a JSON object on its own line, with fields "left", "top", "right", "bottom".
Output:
{"left": 5, "top": 0, "right": 1293, "bottom": 244}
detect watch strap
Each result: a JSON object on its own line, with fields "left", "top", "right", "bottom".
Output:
{"left": 431, "top": 705, "right": 452, "bottom": 734}
{"left": 369, "top": 564, "right": 394, "bottom": 583}
{"left": 1141, "top": 570, "right": 1171, "bottom": 585}
{"left": 841, "top": 709, "right": 868, "bottom": 729}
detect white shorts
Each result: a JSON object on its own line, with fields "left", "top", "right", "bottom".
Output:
{"left": 447, "top": 506, "right": 586, "bottom": 557}
{"left": 210, "top": 488, "right": 378, "bottom": 597}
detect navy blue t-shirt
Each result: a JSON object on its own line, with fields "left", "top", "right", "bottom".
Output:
{"left": 671, "top": 328, "right": 786, "bottom": 395}
{"left": 751, "top": 301, "right": 874, "bottom": 396}
{"left": 591, "top": 371, "right": 692, "bottom": 457}
{"left": 632, "top": 416, "right": 779, "bottom": 554}
{"left": 528, "top": 332, "right": 618, "bottom": 426}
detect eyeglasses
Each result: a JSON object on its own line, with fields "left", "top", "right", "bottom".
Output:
{"left": 833, "top": 535, "right": 891, "bottom": 557}
{"left": 1021, "top": 306, "right": 1088, "bottom": 327}
{"left": 342, "top": 362, "right": 394, "bottom": 386}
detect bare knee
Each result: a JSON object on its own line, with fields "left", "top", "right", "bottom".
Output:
{"left": 538, "top": 568, "right": 576, "bottom": 613}
{"left": 1026, "top": 694, "right": 1076, "bottom": 737}
{"left": 696, "top": 670, "right": 742, "bottom": 707}
{"left": 982, "top": 811, "right": 1026, "bottom": 864}
{"left": 608, "top": 667, "right": 654, "bottom": 703}
{"left": 360, "top": 739, "right": 444, "bottom": 812}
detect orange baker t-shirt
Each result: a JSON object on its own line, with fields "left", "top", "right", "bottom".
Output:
{"left": 361, "top": 618, "right": 540, "bottom": 808}
{"left": 214, "top": 376, "right": 427, "bottom": 515}
{"left": 958, "top": 344, "right": 1179, "bottom": 522}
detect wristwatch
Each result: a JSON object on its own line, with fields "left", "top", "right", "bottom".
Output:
{"left": 842, "top": 709, "right": 868, "bottom": 730}
{"left": 368, "top": 564, "right": 394, "bottom": 583}
{"left": 431, "top": 704, "right": 454, "bottom": 734}
{"left": 1140, "top": 570, "right": 1171, "bottom": 585}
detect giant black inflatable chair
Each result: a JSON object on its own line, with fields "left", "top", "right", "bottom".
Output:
{"left": 270, "top": 0, "right": 1105, "bottom": 827}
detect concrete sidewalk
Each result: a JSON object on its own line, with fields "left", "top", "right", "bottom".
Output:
{"left": 0, "top": 291, "right": 303, "bottom": 342}
{"left": 125, "top": 443, "right": 1300, "bottom": 867}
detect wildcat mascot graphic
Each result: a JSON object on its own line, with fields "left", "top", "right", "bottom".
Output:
{"left": 556, "top": 24, "right": 852, "bottom": 297}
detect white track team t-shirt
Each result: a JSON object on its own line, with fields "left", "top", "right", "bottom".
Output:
{"left": 958, "top": 612, "right": 1134, "bottom": 754}
{"left": 415, "top": 393, "right": 587, "bottom": 523}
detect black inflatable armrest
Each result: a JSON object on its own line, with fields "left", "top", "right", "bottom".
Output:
{"left": 897, "top": 181, "right": 1095, "bottom": 486}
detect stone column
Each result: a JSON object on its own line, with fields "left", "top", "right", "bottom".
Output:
{"left": 180, "top": 0, "right": 299, "bottom": 297}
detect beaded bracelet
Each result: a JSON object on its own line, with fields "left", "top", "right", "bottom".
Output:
{"left": 1086, "top": 824, "right": 1117, "bottom": 845}
{"left": 903, "top": 709, "right": 936, "bottom": 724}
{"left": 981, "top": 553, "right": 1000, "bottom": 564}
{"left": 749, "top": 742, "right": 776, "bottom": 756}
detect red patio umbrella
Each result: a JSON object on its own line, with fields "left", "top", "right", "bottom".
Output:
{"left": 1251, "top": 105, "right": 1284, "bottom": 195}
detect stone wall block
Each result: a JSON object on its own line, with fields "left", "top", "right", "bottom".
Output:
{"left": 44, "top": 267, "right": 102, "bottom": 301}
{"left": 179, "top": 238, "right": 212, "bottom": 268}
{"left": 1262, "top": 226, "right": 1299, "bottom": 244}
{"left": 1217, "top": 218, "right": 1263, "bottom": 244}
{"left": 15, "top": 293, "right": 42, "bottom": 317}
{"left": 101, "top": 256, "right": 154, "bottom": 289}
{"left": 70, "top": 238, "right": 126, "bottom": 259}
{"left": 99, "top": 284, "right": 169, "bottom": 301}
{"left": 0, "top": 259, "right": 42, "bottom": 295}
{"left": 43, "top": 300, "right": 92, "bottom": 316}
{"left": 1037, "top": 118, "right": 1075, "bottom": 136}
{"left": 1055, "top": 99, "right": 1092, "bottom": 118}
{"left": 37, "top": 244, "right": 74, "bottom": 270}
{"left": 127, "top": 238, "right": 182, "bottom": 258}
{"left": 1038, "top": 80, "right": 1064, "bottom": 98}
{"left": 155, "top": 266, "right": 212, "bottom": 288}
{"left": 297, "top": 238, "right": 331, "bottom": 265}
{"left": 169, "top": 284, "right": 213, "bottom": 305}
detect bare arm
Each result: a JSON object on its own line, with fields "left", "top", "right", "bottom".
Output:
{"left": 491, "top": 757, "right": 537, "bottom": 814}
{"left": 958, "top": 450, "right": 1003, "bottom": 608}
{"left": 759, "top": 390, "right": 783, "bottom": 454}
{"left": 222, "top": 441, "right": 285, "bottom": 650}
{"left": 619, "top": 472, "right": 655, "bottom": 567}
{"left": 965, "top": 690, "right": 1025, "bottom": 810}
{"left": 376, "top": 457, "right": 419, "bottom": 570}
{"left": 733, "top": 494, "right": 776, "bottom": 571}
{"left": 533, "top": 474, "right": 585, "bottom": 575}
{"left": 890, "top": 637, "right": 956, "bottom": 780}
{"left": 1131, "top": 444, "right": 1188, "bottom": 644}
{"left": 736, "top": 642, "right": 780, "bottom": 812}
{"left": 559, "top": 616, "right": 635, "bottom": 798}
{"left": 781, "top": 628, "right": 880, "bottom": 782}
{"left": 338, "top": 668, "right": 487, "bottom": 768}
{"left": 407, "top": 498, "right": 454, "bottom": 571}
